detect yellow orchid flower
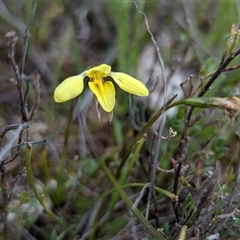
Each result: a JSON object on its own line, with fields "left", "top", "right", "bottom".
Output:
{"left": 54, "top": 64, "right": 149, "bottom": 113}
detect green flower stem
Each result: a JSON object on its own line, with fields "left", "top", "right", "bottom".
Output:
{"left": 25, "top": 143, "right": 72, "bottom": 236}
{"left": 100, "top": 158, "right": 167, "bottom": 240}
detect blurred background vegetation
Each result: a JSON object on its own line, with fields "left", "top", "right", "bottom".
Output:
{"left": 1, "top": 1, "right": 240, "bottom": 239}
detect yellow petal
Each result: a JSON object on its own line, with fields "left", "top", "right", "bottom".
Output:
{"left": 54, "top": 74, "right": 85, "bottom": 102}
{"left": 88, "top": 81, "right": 115, "bottom": 112}
{"left": 110, "top": 72, "right": 149, "bottom": 96}
{"left": 86, "top": 64, "right": 111, "bottom": 78}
